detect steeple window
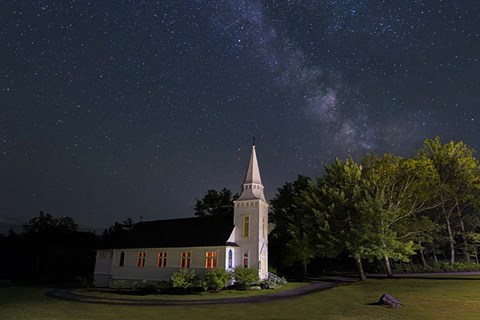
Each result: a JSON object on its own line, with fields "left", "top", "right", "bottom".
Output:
{"left": 243, "top": 216, "right": 250, "bottom": 237}
{"left": 263, "top": 217, "right": 266, "bottom": 239}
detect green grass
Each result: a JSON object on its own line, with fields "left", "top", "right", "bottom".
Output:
{"left": 71, "top": 282, "right": 307, "bottom": 301}
{"left": 1, "top": 276, "right": 480, "bottom": 320}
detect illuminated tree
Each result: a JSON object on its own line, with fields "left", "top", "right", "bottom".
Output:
{"left": 417, "top": 137, "right": 480, "bottom": 264}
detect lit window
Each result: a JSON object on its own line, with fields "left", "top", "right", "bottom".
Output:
{"left": 262, "top": 217, "right": 266, "bottom": 238}
{"left": 243, "top": 216, "right": 250, "bottom": 237}
{"left": 119, "top": 251, "right": 125, "bottom": 267}
{"left": 243, "top": 252, "right": 249, "bottom": 268}
{"left": 99, "top": 252, "right": 107, "bottom": 259}
{"left": 157, "top": 252, "right": 167, "bottom": 268}
{"left": 180, "top": 252, "right": 191, "bottom": 268}
{"left": 136, "top": 252, "right": 146, "bottom": 267}
{"left": 228, "top": 249, "right": 233, "bottom": 269}
{"left": 205, "top": 251, "right": 217, "bottom": 268}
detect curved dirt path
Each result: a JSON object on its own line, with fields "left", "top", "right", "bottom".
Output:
{"left": 45, "top": 278, "right": 355, "bottom": 306}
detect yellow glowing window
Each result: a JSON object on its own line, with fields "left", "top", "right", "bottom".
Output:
{"left": 136, "top": 252, "right": 146, "bottom": 267}
{"left": 262, "top": 217, "right": 266, "bottom": 238}
{"left": 157, "top": 252, "right": 167, "bottom": 268}
{"left": 180, "top": 252, "right": 191, "bottom": 268}
{"left": 205, "top": 251, "right": 217, "bottom": 268}
{"left": 243, "top": 216, "right": 250, "bottom": 237}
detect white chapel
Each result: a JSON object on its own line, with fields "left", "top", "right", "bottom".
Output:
{"left": 94, "top": 143, "right": 269, "bottom": 287}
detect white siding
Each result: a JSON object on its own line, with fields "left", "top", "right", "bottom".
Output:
{"left": 110, "top": 246, "right": 228, "bottom": 282}
{"left": 93, "top": 250, "right": 113, "bottom": 287}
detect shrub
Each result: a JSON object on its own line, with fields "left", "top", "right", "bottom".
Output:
{"left": 392, "top": 261, "right": 480, "bottom": 274}
{"left": 451, "top": 262, "right": 480, "bottom": 272}
{"left": 112, "top": 279, "right": 132, "bottom": 290}
{"left": 233, "top": 267, "right": 259, "bottom": 289}
{"left": 112, "top": 279, "right": 168, "bottom": 293}
{"left": 204, "top": 268, "right": 232, "bottom": 291}
{"left": 170, "top": 269, "right": 198, "bottom": 290}
{"left": 133, "top": 280, "right": 162, "bottom": 294}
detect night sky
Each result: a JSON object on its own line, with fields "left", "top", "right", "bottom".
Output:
{"left": 1, "top": 1, "right": 479, "bottom": 232}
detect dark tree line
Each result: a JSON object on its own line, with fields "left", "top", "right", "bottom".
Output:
{"left": 0, "top": 212, "right": 97, "bottom": 283}
{"left": 0, "top": 212, "right": 136, "bottom": 284}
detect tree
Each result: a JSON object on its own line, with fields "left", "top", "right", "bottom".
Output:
{"left": 314, "top": 157, "right": 372, "bottom": 280}
{"left": 101, "top": 218, "right": 136, "bottom": 246}
{"left": 193, "top": 188, "right": 239, "bottom": 217}
{"left": 265, "top": 137, "right": 480, "bottom": 278}
{"left": 300, "top": 155, "right": 436, "bottom": 279}
{"left": 417, "top": 137, "right": 480, "bottom": 264}
{"left": 18, "top": 211, "right": 97, "bottom": 282}
{"left": 283, "top": 217, "right": 317, "bottom": 278}
{"left": 23, "top": 211, "right": 79, "bottom": 274}
{"left": 269, "top": 176, "right": 316, "bottom": 278}
{"left": 359, "top": 154, "right": 441, "bottom": 277}
{"left": 23, "top": 211, "right": 78, "bottom": 235}
{"left": 466, "top": 231, "right": 480, "bottom": 265}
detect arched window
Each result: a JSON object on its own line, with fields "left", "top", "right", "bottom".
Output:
{"left": 119, "top": 251, "right": 125, "bottom": 267}
{"left": 228, "top": 249, "right": 233, "bottom": 269}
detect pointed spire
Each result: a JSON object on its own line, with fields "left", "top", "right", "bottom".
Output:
{"left": 238, "top": 142, "right": 265, "bottom": 201}
{"left": 243, "top": 143, "right": 262, "bottom": 185}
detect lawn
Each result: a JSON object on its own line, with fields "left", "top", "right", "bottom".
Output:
{"left": 1, "top": 276, "right": 480, "bottom": 320}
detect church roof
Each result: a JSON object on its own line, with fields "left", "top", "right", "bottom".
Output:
{"left": 237, "top": 144, "right": 266, "bottom": 201}
{"left": 111, "top": 214, "right": 236, "bottom": 249}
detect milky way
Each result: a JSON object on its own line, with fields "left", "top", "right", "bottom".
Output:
{"left": 1, "top": 1, "right": 479, "bottom": 231}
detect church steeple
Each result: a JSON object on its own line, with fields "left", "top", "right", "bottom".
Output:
{"left": 233, "top": 141, "right": 269, "bottom": 280}
{"left": 237, "top": 142, "right": 266, "bottom": 201}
